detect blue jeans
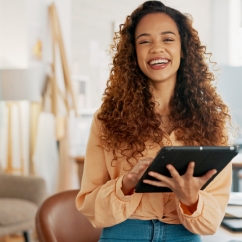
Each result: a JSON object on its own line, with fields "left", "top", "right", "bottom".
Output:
{"left": 99, "top": 219, "right": 202, "bottom": 242}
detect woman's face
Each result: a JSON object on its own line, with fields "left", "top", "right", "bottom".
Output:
{"left": 135, "top": 13, "right": 182, "bottom": 86}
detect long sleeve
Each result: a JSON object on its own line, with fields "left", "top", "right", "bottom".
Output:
{"left": 175, "top": 161, "right": 232, "bottom": 235}
{"left": 75, "top": 112, "right": 143, "bottom": 228}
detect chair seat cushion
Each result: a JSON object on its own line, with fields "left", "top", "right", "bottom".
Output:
{"left": 0, "top": 198, "right": 38, "bottom": 226}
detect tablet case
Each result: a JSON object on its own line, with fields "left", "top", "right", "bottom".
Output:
{"left": 135, "top": 146, "right": 238, "bottom": 193}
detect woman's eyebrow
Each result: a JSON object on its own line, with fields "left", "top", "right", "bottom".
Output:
{"left": 136, "top": 33, "right": 150, "bottom": 40}
{"left": 136, "top": 31, "right": 176, "bottom": 40}
{"left": 161, "top": 31, "right": 176, "bottom": 36}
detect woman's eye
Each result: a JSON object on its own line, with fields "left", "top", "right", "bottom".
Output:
{"left": 164, "top": 38, "right": 174, "bottom": 42}
{"left": 139, "top": 40, "right": 150, "bottom": 44}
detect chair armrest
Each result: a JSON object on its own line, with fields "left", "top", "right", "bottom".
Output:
{"left": 0, "top": 173, "right": 47, "bottom": 206}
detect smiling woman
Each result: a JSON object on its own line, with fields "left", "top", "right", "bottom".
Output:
{"left": 75, "top": 1, "right": 235, "bottom": 242}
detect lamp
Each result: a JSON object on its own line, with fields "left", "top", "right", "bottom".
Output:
{"left": 0, "top": 65, "right": 47, "bottom": 174}
{"left": 1, "top": 67, "right": 46, "bottom": 101}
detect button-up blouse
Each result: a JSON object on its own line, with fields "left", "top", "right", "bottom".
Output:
{"left": 76, "top": 110, "right": 232, "bottom": 235}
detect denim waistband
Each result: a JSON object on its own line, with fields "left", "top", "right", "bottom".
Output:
{"left": 99, "top": 219, "right": 202, "bottom": 242}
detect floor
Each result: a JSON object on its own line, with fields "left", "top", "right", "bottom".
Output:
{"left": 0, "top": 232, "right": 38, "bottom": 242}
{"left": 0, "top": 235, "right": 24, "bottom": 242}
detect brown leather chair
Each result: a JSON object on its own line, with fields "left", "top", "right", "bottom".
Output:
{"left": 35, "top": 189, "right": 102, "bottom": 242}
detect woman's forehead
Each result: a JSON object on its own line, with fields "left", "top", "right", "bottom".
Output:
{"left": 135, "top": 13, "right": 179, "bottom": 38}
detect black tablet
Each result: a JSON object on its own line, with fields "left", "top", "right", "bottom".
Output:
{"left": 135, "top": 146, "right": 238, "bottom": 193}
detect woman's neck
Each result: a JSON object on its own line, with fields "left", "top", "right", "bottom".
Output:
{"left": 155, "top": 101, "right": 170, "bottom": 116}
{"left": 149, "top": 81, "right": 176, "bottom": 134}
{"left": 151, "top": 84, "right": 174, "bottom": 116}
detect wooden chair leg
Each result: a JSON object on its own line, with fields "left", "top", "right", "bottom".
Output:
{"left": 23, "top": 231, "right": 29, "bottom": 242}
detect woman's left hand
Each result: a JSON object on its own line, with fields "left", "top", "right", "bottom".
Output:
{"left": 143, "top": 162, "right": 217, "bottom": 207}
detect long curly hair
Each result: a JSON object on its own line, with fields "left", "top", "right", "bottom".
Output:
{"left": 97, "top": 1, "right": 231, "bottom": 165}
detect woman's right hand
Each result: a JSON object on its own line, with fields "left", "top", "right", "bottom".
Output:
{"left": 121, "top": 157, "right": 153, "bottom": 195}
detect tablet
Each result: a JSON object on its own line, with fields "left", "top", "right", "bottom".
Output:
{"left": 135, "top": 146, "right": 238, "bottom": 193}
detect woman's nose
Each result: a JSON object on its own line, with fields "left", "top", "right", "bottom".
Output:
{"left": 150, "top": 43, "right": 165, "bottom": 54}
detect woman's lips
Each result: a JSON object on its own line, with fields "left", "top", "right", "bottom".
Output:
{"left": 148, "top": 60, "right": 170, "bottom": 70}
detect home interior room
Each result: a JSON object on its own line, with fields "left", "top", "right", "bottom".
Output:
{"left": 0, "top": 0, "right": 242, "bottom": 241}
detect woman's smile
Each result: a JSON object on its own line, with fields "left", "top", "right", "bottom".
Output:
{"left": 148, "top": 57, "right": 170, "bottom": 70}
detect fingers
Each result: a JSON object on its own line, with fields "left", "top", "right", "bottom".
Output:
{"left": 143, "top": 164, "right": 180, "bottom": 188}
{"left": 166, "top": 164, "right": 180, "bottom": 180}
{"left": 125, "top": 157, "right": 153, "bottom": 186}
{"left": 186, "top": 162, "right": 195, "bottom": 177}
{"left": 139, "top": 157, "right": 153, "bottom": 165}
{"left": 167, "top": 162, "right": 194, "bottom": 180}
{"left": 131, "top": 157, "right": 153, "bottom": 173}
{"left": 202, "top": 169, "right": 217, "bottom": 181}
{"left": 144, "top": 171, "right": 171, "bottom": 184}
{"left": 143, "top": 178, "right": 166, "bottom": 187}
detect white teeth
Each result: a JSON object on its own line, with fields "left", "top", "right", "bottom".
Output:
{"left": 149, "top": 59, "right": 169, "bottom": 65}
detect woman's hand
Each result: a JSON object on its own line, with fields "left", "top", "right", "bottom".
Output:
{"left": 143, "top": 162, "right": 217, "bottom": 207}
{"left": 121, "top": 157, "right": 153, "bottom": 195}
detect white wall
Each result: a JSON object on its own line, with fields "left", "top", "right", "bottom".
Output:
{"left": 163, "top": 0, "right": 211, "bottom": 48}
{"left": 0, "top": 0, "right": 28, "bottom": 68}
{"left": 211, "top": 0, "right": 242, "bottom": 66}
{"left": 0, "top": 1, "right": 3, "bottom": 65}
{"left": 228, "top": 0, "right": 242, "bottom": 66}
{"left": 0, "top": 0, "right": 72, "bottom": 69}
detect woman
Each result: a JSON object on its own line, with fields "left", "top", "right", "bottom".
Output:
{"left": 76, "top": 1, "right": 233, "bottom": 241}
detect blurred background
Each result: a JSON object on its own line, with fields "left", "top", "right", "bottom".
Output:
{"left": 0, "top": 0, "right": 242, "bottom": 194}
{"left": 0, "top": 1, "right": 242, "bottom": 241}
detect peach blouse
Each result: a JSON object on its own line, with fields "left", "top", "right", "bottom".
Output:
{"left": 76, "top": 111, "right": 232, "bottom": 235}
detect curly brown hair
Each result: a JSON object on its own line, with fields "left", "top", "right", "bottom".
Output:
{"left": 97, "top": 1, "right": 231, "bottom": 165}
